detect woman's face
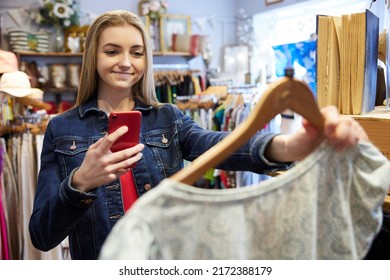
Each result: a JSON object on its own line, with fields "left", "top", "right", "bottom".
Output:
{"left": 96, "top": 25, "right": 146, "bottom": 94}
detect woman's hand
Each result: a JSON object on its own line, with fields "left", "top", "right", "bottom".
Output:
{"left": 313, "top": 106, "right": 368, "bottom": 150}
{"left": 265, "top": 106, "right": 369, "bottom": 162}
{"left": 71, "top": 126, "right": 144, "bottom": 192}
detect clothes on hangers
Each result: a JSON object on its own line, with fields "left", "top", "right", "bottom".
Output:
{"left": 154, "top": 69, "right": 205, "bottom": 104}
{"left": 177, "top": 90, "right": 280, "bottom": 188}
{"left": 0, "top": 138, "right": 19, "bottom": 259}
{"left": 99, "top": 141, "right": 390, "bottom": 260}
{"left": 0, "top": 133, "right": 65, "bottom": 259}
{"left": 0, "top": 100, "right": 63, "bottom": 259}
{"left": 0, "top": 93, "right": 50, "bottom": 136}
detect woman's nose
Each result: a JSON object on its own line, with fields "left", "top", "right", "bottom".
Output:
{"left": 118, "top": 54, "right": 131, "bottom": 68}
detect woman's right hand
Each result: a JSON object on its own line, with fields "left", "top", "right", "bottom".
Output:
{"left": 71, "top": 126, "right": 144, "bottom": 193}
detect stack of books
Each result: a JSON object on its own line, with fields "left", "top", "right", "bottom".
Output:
{"left": 316, "top": 9, "right": 379, "bottom": 115}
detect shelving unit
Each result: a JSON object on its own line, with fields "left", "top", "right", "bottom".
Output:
{"left": 350, "top": 106, "right": 390, "bottom": 160}
{"left": 14, "top": 52, "right": 83, "bottom": 112}
{"left": 15, "top": 52, "right": 83, "bottom": 92}
{"left": 14, "top": 51, "right": 83, "bottom": 58}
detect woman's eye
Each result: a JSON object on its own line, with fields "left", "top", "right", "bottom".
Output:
{"left": 104, "top": 50, "right": 118, "bottom": 55}
{"left": 132, "top": 51, "right": 144, "bottom": 57}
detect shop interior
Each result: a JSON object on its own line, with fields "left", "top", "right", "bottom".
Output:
{"left": 0, "top": 0, "right": 389, "bottom": 260}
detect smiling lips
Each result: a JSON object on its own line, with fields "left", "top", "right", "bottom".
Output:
{"left": 112, "top": 71, "right": 134, "bottom": 77}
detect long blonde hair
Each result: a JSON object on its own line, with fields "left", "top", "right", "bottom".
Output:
{"left": 75, "top": 10, "right": 158, "bottom": 107}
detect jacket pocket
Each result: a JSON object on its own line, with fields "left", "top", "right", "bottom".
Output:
{"left": 143, "top": 123, "right": 182, "bottom": 171}
{"left": 54, "top": 136, "right": 95, "bottom": 178}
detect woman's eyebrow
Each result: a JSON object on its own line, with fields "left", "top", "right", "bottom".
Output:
{"left": 130, "top": 45, "right": 145, "bottom": 49}
{"left": 102, "top": 43, "right": 145, "bottom": 49}
{"left": 102, "top": 43, "right": 121, "bottom": 48}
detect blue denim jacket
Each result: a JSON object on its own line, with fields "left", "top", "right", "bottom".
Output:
{"left": 29, "top": 95, "right": 287, "bottom": 259}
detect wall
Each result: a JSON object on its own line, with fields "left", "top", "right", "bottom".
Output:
{"left": 152, "top": 0, "right": 237, "bottom": 69}
{"left": 237, "top": 0, "right": 313, "bottom": 16}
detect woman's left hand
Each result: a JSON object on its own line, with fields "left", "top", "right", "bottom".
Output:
{"left": 303, "top": 105, "right": 369, "bottom": 150}
{"left": 265, "top": 106, "right": 369, "bottom": 162}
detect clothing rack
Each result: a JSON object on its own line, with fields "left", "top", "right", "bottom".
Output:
{"left": 170, "top": 77, "right": 324, "bottom": 185}
{"left": 0, "top": 94, "right": 50, "bottom": 136}
{"left": 154, "top": 69, "right": 196, "bottom": 85}
{"left": 153, "top": 63, "right": 206, "bottom": 92}
{"left": 175, "top": 95, "right": 216, "bottom": 110}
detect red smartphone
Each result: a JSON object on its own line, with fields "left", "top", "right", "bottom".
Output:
{"left": 108, "top": 111, "right": 142, "bottom": 153}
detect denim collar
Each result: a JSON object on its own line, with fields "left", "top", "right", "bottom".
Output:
{"left": 78, "top": 94, "right": 153, "bottom": 118}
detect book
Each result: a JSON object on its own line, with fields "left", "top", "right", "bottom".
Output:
{"left": 316, "top": 9, "right": 379, "bottom": 115}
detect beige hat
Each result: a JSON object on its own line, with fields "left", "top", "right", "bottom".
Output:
{"left": 0, "top": 71, "right": 43, "bottom": 97}
{"left": 0, "top": 50, "right": 18, "bottom": 74}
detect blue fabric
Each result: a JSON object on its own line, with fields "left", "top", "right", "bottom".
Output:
{"left": 272, "top": 40, "right": 317, "bottom": 95}
{"left": 29, "top": 95, "right": 288, "bottom": 260}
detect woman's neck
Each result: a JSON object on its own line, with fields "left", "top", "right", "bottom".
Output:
{"left": 97, "top": 94, "right": 135, "bottom": 113}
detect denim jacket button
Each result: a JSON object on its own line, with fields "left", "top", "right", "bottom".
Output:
{"left": 106, "top": 184, "right": 118, "bottom": 190}
{"left": 144, "top": 184, "right": 152, "bottom": 191}
{"left": 81, "top": 198, "right": 93, "bottom": 205}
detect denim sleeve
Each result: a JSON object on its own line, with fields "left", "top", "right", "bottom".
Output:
{"left": 29, "top": 121, "right": 96, "bottom": 252}
{"left": 59, "top": 167, "right": 99, "bottom": 208}
{"left": 176, "top": 106, "right": 291, "bottom": 174}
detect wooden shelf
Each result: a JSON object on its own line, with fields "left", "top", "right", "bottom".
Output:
{"left": 43, "top": 87, "right": 78, "bottom": 93}
{"left": 350, "top": 106, "right": 390, "bottom": 160}
{"left": 15, "top": 51, "right": 83, "bottom": 57}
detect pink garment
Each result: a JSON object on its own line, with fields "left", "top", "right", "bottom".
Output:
{"left": 0, "top": 147, "right": 10, "bottom": 259}
{"left": 0, "top": 196, "right": 10, "bottom": 260}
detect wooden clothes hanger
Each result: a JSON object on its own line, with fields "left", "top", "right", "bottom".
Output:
{"left": 170, "top": 76, "right": 325, "bottom": 185}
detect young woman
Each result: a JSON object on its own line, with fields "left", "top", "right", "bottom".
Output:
{"left": 29, "top": 10, "right": 368, "bottom": 260}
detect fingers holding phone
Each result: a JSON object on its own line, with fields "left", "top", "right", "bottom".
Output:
{"left": 111, "top": 142, "right": 144, "bottom": 170}
{"left": 71, "top": 112, "right": 143, "bottom": 192}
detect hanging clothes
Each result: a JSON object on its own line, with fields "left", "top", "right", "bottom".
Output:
{"left": 0, "top": 138, "right": 19, "bottom": 259}
{"left": 154, "top": 69, "right": 201, "bottom": 103}
{"left": 0, "top": 95, "right": 67, "bottom": 259}
{"left": 176, "top": 86, "right": 278, "bottom": 189}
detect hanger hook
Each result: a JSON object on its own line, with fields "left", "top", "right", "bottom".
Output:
{"left": 284, "top": 67, "right": 294, "bottom": 78}
{"left": 369, "top": 0, "right": 376, "bottom": 9}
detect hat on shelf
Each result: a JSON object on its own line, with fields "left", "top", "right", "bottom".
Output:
{"left": 0, "top": 49, "right": 18, "bottom": 74}
{"left": 0, "top": 71, "right": 43, "bottom": 98}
